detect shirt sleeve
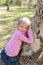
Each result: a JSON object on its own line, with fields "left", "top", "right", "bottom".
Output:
{"left": 19, "top": 29, "right": 34, "bottom": 44}
{"left": 28, "top": 27, "right": 34, "bottom": 43}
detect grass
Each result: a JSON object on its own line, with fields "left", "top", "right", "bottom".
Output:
{"left": 0, "top": 6, "right": 35, "bottom": 50}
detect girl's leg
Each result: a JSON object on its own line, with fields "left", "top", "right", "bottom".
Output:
{"left": 1, "top": 50, "right": 11, "bottom": 65}
{"left": 9, "top": 57, "right": 20, "bottom": 65}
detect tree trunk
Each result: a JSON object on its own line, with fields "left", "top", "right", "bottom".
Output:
{"left": 6, "top": 0, "right": 10, "bottom": 11}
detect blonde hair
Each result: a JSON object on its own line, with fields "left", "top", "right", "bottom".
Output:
{"left": 18, "top": 17, "right": 31, "bottom": 25}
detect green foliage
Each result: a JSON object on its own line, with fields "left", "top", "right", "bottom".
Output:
{"left": 0, "top": 0, "right": 6, "bottom": 5}
{"left": 0, "top": 0, "right": 22, "bottom": 6}
{"left": 15, "top": 0, "right": 21, "bottom": 6}
{"left": 0, "top": 0, "right": 36, "bottom": 7}
{"left": 10, "top": 0, "right": 15, "bottom": 5}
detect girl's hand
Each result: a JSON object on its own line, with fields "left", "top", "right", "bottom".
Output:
{"left": 25, "top": 25, "right": 32, "bottom": 37}
{"left": 25, "top": 25, "right": 31, "bottom": 37}
{"left": 29, "top": 25, "right": 31, "bottom": 29}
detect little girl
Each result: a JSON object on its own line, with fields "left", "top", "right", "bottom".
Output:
{"left": 1, "top": 17, "right": 34, "bottom": 65}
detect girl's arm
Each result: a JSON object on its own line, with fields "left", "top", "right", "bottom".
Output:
{"left": 19, "top": 28, "right": 34, "bottom": 44}
{"left": 27, "top": 26, "right": 34, "bottom": 43}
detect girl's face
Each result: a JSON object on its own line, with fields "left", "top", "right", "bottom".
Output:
{"left": 17, "top": 21, "right": 29, "bottom": 34}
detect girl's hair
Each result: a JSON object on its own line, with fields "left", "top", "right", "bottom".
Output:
{"left": 18, "top": 17, "right": 31, "bottom": 25}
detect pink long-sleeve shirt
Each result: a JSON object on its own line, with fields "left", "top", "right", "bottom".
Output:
{"left": 5, "top": 28, "right": 34, "bottom": 57}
